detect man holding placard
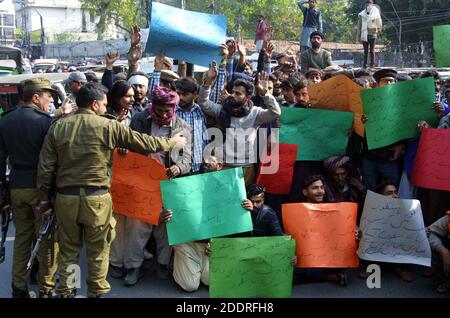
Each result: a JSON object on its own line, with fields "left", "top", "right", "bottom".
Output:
{"left": 292, "top": 175, "right": 350, "bottom": 286}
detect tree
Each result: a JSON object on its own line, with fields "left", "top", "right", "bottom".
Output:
{"left": 320, "top": 0, "right": 353, "bottom": 43}
{"left": 184, "top": 0, "right": 352, "bottom": 41}
{"left": 79, "top": 0, "right": 368, "bottom": 44}
{"left": 186, "top": 0, "right": 353, "bottom": 42}
{"left": 54, "top": 32, "right": 76, "bottom": 43}
{"left": 80, "top": 0, "right": 146, "bottom": 40}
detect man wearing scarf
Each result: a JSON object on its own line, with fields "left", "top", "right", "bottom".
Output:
{"left": 357, "top": 1, "right": 382, "bottom": 68}
{"left": 110, "top": 86, "right": 191, "bottom": 285}
{"left": 199, "top": 65, "right": 281, "bottom": 186}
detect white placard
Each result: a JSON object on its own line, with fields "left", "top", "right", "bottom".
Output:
{"left": 358, "top": 191, "right": 431, "bottom": 266}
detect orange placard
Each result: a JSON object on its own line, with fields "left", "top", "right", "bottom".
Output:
{"left": 308, "top": 74, "right": 365, "bottom": 137}
{"left": 110, "top": 150, "right": 167, "bottom": 225}
{"left": 282, "top": 202, "right": 359, "bottom": 268}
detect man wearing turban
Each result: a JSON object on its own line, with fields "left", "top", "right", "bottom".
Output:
{"left": 109, "top": 86, "right": 192, "bottom": 285}
{"left": 323, "top": 155, "right": 366, "bottom": 221}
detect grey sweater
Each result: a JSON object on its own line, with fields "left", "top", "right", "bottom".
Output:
{"left": 198, "top": 85, "right": 281, "bottom": 166}
{"left": 428, "top": 215, "right": 449, "bottom": 250}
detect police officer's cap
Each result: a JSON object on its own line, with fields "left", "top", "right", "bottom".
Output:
{"left": 373, "top": 69, "right": 398, "bottom": 83}
{"left": 20, "top": 77, "right": 57, "bottom": 93}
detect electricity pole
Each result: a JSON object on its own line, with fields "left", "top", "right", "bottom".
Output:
{"left": 388, "top": 0, "right": 403, "bottom": 67}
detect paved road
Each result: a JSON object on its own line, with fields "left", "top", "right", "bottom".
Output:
{"left": 0, "top": 224, "right": 448, "bottom": 298}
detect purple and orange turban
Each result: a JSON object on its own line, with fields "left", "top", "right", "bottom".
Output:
{"left": 152, "top": 85, "right": 180, "bottom": 107}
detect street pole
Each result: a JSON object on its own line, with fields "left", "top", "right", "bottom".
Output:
{"left": 39, "top": 14, "right": 45, "bottom": 58}
{"left": 179, "top": 0, "right": 188, "bottom": 77}
{"left": 21, "top": 0, "right": 29, "bottom": 53}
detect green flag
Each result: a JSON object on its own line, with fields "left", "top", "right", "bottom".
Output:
{"left": 160, "top": 168, "right": 253, "bottom": 245}
{"left": 433, "top": 25, "right": 450, "bottom": 67}
{"left": 279, "top": 107, "right": 354, "bottom": 160}
{"left": 210, "top": 236, "right": 296, "bottom": 298}
{"left": 361, "top": 77, "right": 438, "bottom": 150}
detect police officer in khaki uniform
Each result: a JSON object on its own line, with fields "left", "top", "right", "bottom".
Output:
{"left": 36, "top": 83, "right": 186, "bottom": 298}
{"left": 0, "top": 78, "right": 59, "bottom": 298}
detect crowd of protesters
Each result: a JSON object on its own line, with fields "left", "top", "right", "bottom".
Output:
{"left": 0, "top": 1, "right": 449, "bottom": 298}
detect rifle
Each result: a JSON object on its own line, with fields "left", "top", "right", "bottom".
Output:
{"left": 0, "top": 182, "right": 11, "bottom": 264}
{"left": 26, "top": 201, "right": 56, "bottom": 271}
{"left": 0, "top": 205, "right": 11, "bottom": 264}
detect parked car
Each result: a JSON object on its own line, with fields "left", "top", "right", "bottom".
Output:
{"left": 0, "top": 46, "right": 30, "bottom": 74}
{"left": 32, "top": 58, "right": 61, "bottom": 73}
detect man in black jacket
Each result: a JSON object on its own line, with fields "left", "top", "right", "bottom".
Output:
{"left": 0, "top": 78, "right": 58, "bottom": 298}
{"left": 242, "top": 184, "right": 283, "bottom": 237}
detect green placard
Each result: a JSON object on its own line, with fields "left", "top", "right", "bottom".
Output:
{"left": 361, "top": 77, "right": 438, "bottom": 150}
{"left": 433, "top": 25, "right": 450, "bottom": 67}
{"left": 161, "top": 168, "right": 253, "bottom": 245}
{"left": 279, "top": 107, "right": 354, "bottom": 161}
{"left": 210, "top": 236, "right": 296, "bottom": 298}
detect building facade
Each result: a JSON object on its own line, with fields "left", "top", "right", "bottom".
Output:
{"left": 0, "top": 0, "right": 16, "bottom": 46}
{"left": 14, "top": 0, "right": 124, "bottom": 58}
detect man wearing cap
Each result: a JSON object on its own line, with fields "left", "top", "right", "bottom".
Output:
{"left": 372, "top": 68, "right": 397, "bottom": 87}
{"left": 354, "top": 68, "right": 375, "bottom": 88}
{"left": 298, "top": 0, "right": 323, "bottom": 53}
{"left": 357, "top": 1, "right": 382, "bottom": 69}
{"left": 300, "top": 31, "right": 332, "bottom": 72}
{"left": 0, "top": 78, "right": 59, "bottom": 298}
{"left": 64, "top": 71, "right": 87, "bottom": 97}
{"left": 360, "top": 69, "right": 402, "bottom": 191}
{"left": 53, "top": 71, "right": 88, "bottom": 117}
{"left": 36, "top": 82, "right": 187, "bottom": 298}
{"left": 305, "top": 68, "right": 323, "bottom": 85}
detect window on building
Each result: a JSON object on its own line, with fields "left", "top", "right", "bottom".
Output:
{"left": 2, "top": 28, "right": 15, "bottom": 39}
{"left": 2, "top": 14, "right": 14, "bottom": 27}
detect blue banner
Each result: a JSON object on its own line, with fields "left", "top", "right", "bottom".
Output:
{"left": 145, "top": 2, "right": 227, "bottom": 67}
